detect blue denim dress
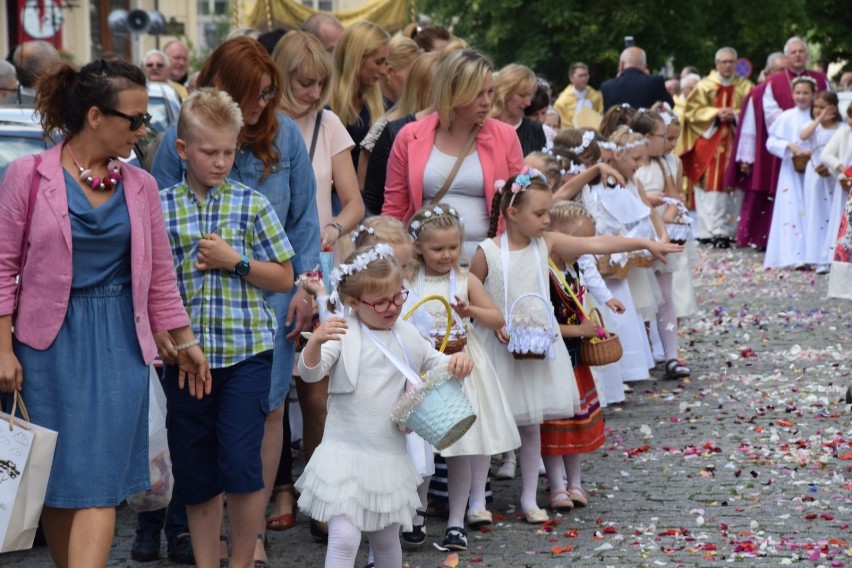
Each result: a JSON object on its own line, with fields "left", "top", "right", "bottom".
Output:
{"left": 15, "top": 172, "right": 149, "bottom": 507}
{"left": 152, "top": 113, "right": 320, "bottom": 408}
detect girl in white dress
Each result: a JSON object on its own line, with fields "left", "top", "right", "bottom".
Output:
{"left": 405, "top": 204, "right": 521, "bottom": 551}
{"left": 470, "top": 168, "right": 680, "bottom": 523}
{"left": 583, "top": 127, "right": 663, "bottom": 391}
{"left": 632, "top": 110, "right": 692, "bottom": 379}
{"left": 799, "top": 91, "right": 841, "bottom": 271}
{"left": 765, "top": 76, "right": 816, "bottom": 269}
{"left": 296, "top": 245, "right": 473, "bottom": 568}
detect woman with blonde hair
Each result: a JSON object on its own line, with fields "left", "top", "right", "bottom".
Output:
{"left": 360, "top": 51, "right": 440, "bottom": 211}
{"left": 381, "top": 35, "right": 419, "bottom": 107}
{"left": 330, "top": 20, "right": 391, "bottom": 170}
{"left": 491, "top": 63, "right": 546, "bottom": 156}
{"left": 268, "top": 29, "right": 364, "bottom": 537}
{"left": 383, "top": 48, "right": 525, "bottom": 261}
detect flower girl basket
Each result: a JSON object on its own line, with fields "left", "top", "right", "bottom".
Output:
{"left": 386, "top": 295, "right": 476, "bottom": 451}
{"left": 550, "top": 263, "right": 624, "bottom": 366}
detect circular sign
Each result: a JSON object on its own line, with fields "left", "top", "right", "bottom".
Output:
{"left": 735, "top": 58, "right": 753, "bottom": 79}
{"left": 21, "top": 0, "right": 64, "bottom": 40}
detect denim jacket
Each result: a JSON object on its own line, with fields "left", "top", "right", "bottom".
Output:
{"left": 151, "top": 112, "right": 320, "bottom": 280}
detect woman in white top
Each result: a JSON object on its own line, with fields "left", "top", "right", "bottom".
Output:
{"left": 270, "top": 31, "right": 365, "bottom": 536}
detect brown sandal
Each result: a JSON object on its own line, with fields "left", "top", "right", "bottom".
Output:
{"left": 266, "top": 485, "right": 296, "bottom": 531}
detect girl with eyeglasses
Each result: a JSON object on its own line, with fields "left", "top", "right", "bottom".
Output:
{"left": 0, "top": 58, "right": 210, "bottom": 568}
{"left": 151, "top": 36, "right": 320, "bottom": 567}
{"left": 296, "top": 245, "right": 473, "bottom": 568}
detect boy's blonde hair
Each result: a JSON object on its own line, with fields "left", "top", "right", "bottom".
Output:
{"left": 177, "top": 87, "right": 243, "bottom": 141}
{"left": 490, "top": 63, "right": 537, "bottom": 119}
{"left": 433, "top": 48, "right": 493, "bottom": 130}
{"left": 272, "top": 31, "right": 332, "bottom": 115}
{"left": 330, "top": 20, "right": 390, "bottom": 128}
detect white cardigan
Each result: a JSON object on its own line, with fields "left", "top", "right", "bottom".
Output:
{"left": 298, "top": 314, "right": 449, "bottom": 394}
{"left": 820, "top": 125, "right": 852, "bottom": 178}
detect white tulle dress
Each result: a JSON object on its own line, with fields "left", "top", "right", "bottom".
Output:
{"left": 476, "top": 236, "right": 580, "bottom": 426}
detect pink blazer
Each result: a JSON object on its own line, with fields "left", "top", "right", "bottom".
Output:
{"left": 0, "top": 144, "right": 190, "bottom": 361}
{"left": 382, "top": 113, "right": 525, "bottom": 223}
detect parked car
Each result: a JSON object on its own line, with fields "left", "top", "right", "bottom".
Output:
{"left": 0, "top": 107, "right": 51, "bottom": 178}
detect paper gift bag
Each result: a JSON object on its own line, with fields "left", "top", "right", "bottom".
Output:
{"left": 0, "top": 392, "right": 58, "bottom": 553}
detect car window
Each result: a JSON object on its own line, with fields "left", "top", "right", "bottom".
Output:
{"left": 0, "top": 136, "right": 49, "bottom": 178}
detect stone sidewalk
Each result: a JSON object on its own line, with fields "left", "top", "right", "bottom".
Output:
{"left": 6, "top": 247, "right": 851, "bottom": 567}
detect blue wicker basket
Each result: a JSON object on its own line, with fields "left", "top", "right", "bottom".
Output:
{"left": 391, "top": 367, "right": 476, "bottom": 450}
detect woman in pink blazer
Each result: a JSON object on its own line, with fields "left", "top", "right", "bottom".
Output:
{"left": 383, "top": 49, "right": 525, "bottom": 261}
{"left": 0, "top": 59, "right": 209, "bottom": 567}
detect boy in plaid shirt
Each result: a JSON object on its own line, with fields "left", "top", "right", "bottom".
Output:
{"left": 158, "top": 88, "right": 294, "bottom": 567}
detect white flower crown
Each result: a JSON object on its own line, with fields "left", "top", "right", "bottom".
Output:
{"left": 330, "top": 243, "right": 395, "bottom": 287}
{"left": 409, "top": 205, "right": 462, "bottom": 239}
{"left": 350, "top": 224, "right": 375, "bottom": 243}
{"left": 569, "top": 130, "right": 596, "bottom": 154}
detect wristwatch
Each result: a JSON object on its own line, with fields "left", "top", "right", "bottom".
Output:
{"left": 231, "top": 255, "right": 251, "bottom": 278}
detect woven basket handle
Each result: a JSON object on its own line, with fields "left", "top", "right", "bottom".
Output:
{"left": 403, "top": 294, "right": 453, "bottom": 353}
{"left": 507, "top": 292, "right": 553, "bottom": 325}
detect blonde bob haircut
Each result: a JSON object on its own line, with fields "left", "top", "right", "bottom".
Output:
{"left": 387, "top": 35, "right": 419, "bottom": 75}
{"left": 393, "top": 51, "right": 440, "bottom": 117}
{"left": 609, "top": 125, "right": 645, "bottom": 152}
{"left": 432, "top": 48, "right": 493, "bottom": 130}
{"left": 272, "top": 31, "right": 332, "bottom": 115}
{"left": 177, "top": 87, "right": 244, "bottom": 142}
{"left": 490, "top": 63, "right": 537, "bottom": 118}
{"left": 330, "top": 20, "right": 390, "bottom": 127}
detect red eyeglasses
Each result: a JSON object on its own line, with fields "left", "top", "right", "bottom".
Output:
{"left": 355, "top": 288, "right": 409, "bottom": 313}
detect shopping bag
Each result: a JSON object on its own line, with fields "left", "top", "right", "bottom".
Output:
{"left": 0, "top": 391, "right": 58, "bottom": 553}
{"left": 127, "top": 366, "right": 173, "bottom": 512}
{"left": 319, "top": 249, "right": 335, "bottom": 297}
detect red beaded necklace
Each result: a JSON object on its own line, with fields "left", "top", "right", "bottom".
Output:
{"left": 65, "top": 142, "right": 122, "bottom": 191}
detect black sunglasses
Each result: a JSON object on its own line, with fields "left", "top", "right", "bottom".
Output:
{"left": 101, "top": 108, "right": 153, "bottom": 131}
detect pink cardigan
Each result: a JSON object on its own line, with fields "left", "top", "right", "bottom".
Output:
{"left": 382, "top": 113, "right": 525, "bottom": 223}
{"left": 0, "top": 144, "right": 190, "bottom": 361}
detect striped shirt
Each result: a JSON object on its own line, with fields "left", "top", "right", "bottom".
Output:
{"left": 160, "top": 179, "right": 294, "bottom": 368}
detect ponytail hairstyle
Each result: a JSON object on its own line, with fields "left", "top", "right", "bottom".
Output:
{"left": 36, "top": 58, "right": 146, "bottom": 140}
{"left": 407, "top": 204, "right": 465, "bottom": 278}
{"left": 599, "top": 104, "right": 636, "bottom": 138}
{"left": 487, "top": 168, "right": 551, "bottom": 238}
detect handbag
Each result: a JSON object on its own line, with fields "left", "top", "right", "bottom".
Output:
{"left": 13, "top": 155, "right": 42, "bottom": 317}
{"left": 126, "top": 367, "right": 174, "bottom": 513}
{"left": 429, "top": 124, "right": 481, "bottom": 205}
{"left": 549, "top": 259, "right": 623, "bottom": 366}
{"left": 0, "top": 392, "right": 58, "bottom": 553}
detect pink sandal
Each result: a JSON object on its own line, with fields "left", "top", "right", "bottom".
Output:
{"left": 568, "top": 486, "right": 588, "bottom": 507}
{"left": 549, "top": 489, "right": 574, "bottom": 511}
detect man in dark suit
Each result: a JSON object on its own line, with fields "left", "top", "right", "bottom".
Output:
{"left": 601, "top": 47, "right": 674, "bottom": 111}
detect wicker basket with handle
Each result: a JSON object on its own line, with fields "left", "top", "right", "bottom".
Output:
{"left": 506, "top": 292, "right": 559, "bottom": 360}
{"left": 403, "top": 294, "right": 467, "bottom": 354}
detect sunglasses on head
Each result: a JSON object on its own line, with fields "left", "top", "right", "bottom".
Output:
{"left": 101, "top": 108, "right": 153, "bottom": 131}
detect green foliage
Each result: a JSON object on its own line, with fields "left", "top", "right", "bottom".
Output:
{"left": 421, "top": 0, "right": 849, "bottom": 89}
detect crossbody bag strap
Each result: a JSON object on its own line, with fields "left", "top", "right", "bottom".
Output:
{"left": 429, "top": 124, "right": 481, "bottom": 205}
{"left": 309, "top": 110, "right": 323, "bottom": 161}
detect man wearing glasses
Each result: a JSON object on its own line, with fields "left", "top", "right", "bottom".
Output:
{"left": 553, "top": 62, "right": 603, "bottom": 128}
{"left": 682, "top": 47, "right": 753, "bottom": 248}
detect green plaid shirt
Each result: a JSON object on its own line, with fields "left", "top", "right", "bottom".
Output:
{"left": 160, "top": 179, "right": 294, "bottom": 368}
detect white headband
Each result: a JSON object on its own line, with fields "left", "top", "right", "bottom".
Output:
{"left": 330, "top": 243, "right": 395, "bottom": 287}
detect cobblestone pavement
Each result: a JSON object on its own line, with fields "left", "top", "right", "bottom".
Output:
{"left": 7, "top": 247, "right": 851, "bottom": 567}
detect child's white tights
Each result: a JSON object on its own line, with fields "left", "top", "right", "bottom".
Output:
{"left": 445, "top": 455, "right": 491, "bottom": 526}
{"left": 326, "top": 516, "right": 401, "bottom": 568}
{"left": 543, "top": 454, "right": 582, "bottom": 492}
{"left": 654, "top": 271, "right": 679, "bottom": 361}
{"left": 518, "top": 424, "right": 543, "bottom": 512}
